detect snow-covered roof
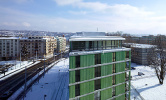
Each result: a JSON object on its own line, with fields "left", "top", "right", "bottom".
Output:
{"left": 69, "top": 32, "right": 125, "bottom": 41}
{"left": 76, "top": 32, "right": 106, "bottom": 36}
{"left": 124, "top": 43, "right": 155, "bottom": 48}
{"left": 0, "top": 37, "right": 20, "bottom": 39}
{"left": 70, "top": 36, "right": 125, "bottom": 41}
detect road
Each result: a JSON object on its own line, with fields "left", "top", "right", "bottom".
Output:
{"left": 0, "top": 52, "right": 68, "bottom": 100}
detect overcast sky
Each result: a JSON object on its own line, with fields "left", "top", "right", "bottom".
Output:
{"left": 0, "top": 0, "right": 166, "bottom": 35}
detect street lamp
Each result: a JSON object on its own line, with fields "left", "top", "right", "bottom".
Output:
{"left": 43, "top": 54, "right": 45, "bottom": 78}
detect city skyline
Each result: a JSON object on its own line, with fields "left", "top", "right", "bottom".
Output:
{"left": 0, "top": 0, "right": 166, "bottom": 35}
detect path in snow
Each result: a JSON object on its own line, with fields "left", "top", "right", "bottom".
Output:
{"left": 24, "top": 58, "right": 69, "bottom": 100}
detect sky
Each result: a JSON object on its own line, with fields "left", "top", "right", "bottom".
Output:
{"left": 0, "top": 0, "right": 166, "bottom": 35}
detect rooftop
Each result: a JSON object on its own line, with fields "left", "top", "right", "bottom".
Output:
{"left": 70, "top": 32, "right": 125, "bottom": 41}
{"left": 0, "top": 37, "right": 20, "bottom": 39}
{"left": 124, "top": 43, "right": 155, "bottom": 48}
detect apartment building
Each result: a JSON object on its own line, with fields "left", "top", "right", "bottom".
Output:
{"left": 20, "top": 36, "right": 57, "bottom": 59}
{"left": 69, "top": 32, "right": 131, "bottom": 100}
{"left": 0, "top": 37, "right": 20, "bottom": 60}
{"left": 56, "top": 36, "right": 66, "bottom": 53}
{"left": 123, "top": 43, "right": 154, "bottom": 65}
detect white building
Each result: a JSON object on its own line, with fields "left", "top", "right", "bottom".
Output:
{"left": 56, "top": 36, "right": 66, "bottom": 53}
{"left": 0, "top": 37, "right": 20, "bottom": 60}
{"left": 20, "top": 36, "right": 57, "bottom": 59}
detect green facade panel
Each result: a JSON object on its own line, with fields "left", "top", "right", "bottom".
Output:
{"left": 69, "top": 56, "right": 75, "bottom": 69}
{"left": 80, "top": 54, "right": 95, "bottom": 81}
{"left": 101, "top": 76, "right": 112, "bottom": 100}
{"left": 69, "top": 71, "right": 75, "bottom": 84}
{"left": 69, "top": 85, "right": 75, "bottom": 98}
{"left": 101, "top": 52, "right": 112, "bottom": 63}
{"left": 80, "top": 81, "right": 94, "bottom": 100}
{"left": 115, "top": 62, "right": 125, "bottom": 100}
{"left": 116, "top": 51, "right": 125, "bottom": 61}
{"left": 80, "top": 94, "right": 94, "bottom": 100}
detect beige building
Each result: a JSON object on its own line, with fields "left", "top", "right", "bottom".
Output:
{"left": 56, "top": 36, "right": 66, "bottom": 53}
{"left": 0, "top": 37, "right": 20, "bottom": 60}
{"left": 20, "top": 36, "right": 57, "bottom": 59}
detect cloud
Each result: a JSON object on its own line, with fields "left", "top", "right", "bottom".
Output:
{"left": 2, "top": 22, "right": 18, "bottom": 26}
{"left": 22, "top": 22, "right": 31, "bottom": 27}
{"left": 68, "top": 10, "right": 87, "bottom": 15}
{"left": 54, "top": 0, "right": 81, "bottom": 6}
{"left": 1, "top": 1, "right": 166, "bottom": 35}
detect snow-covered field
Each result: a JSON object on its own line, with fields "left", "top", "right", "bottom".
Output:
{"left": 131, "top": 63, "right": 166, "bottom": 100}
{"left": 23, "top": 58, "right": 69, "bottom": 100}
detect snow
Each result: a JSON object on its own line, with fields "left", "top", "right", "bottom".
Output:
{"left": 0, "top": 37, "right": 20, "bottom": 39}
{"left": 0, "top": 60, "right": 40, "bottom": 81}
{"left": 23, "top": 58, "right": 69, "bottom": 100}
{"left": 131, "top": 63, "right": 166, "bottom": 100}
{"left": 124, "top": 43, "right": 155, "bottom": 48}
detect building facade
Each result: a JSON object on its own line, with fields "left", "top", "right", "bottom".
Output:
{"left": 56, "top": 36, "right": 66, "bottom": 53}
{"left": 20, "top": 36, "right": 57, "bottom": 59}
{"left": 69, "top": 32, "right": 131, "bottom": 100}
{"left": 123, "top": 43, "right": 154, "bottom": 65}
{"left": 0, "top": 37, "right": 20, "bottom": 60}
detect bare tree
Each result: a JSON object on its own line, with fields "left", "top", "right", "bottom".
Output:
{"left": 148, "top": 35, "right": 166, "bottom": 85}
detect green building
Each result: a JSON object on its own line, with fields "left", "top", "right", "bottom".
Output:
{"left": 69, "top": 32, "right": 131, "bottom": 100}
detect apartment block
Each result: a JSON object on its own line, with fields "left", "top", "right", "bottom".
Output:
{"left": 69, "top": 32, "right": 131, "bottom": 100}
{"left": 56, "top": 36, "right": 66, "bottom": 53}
{"left": 0, "top": 37, "right": 20, "bottom": 60}
{"left": 123, "top": 43, "right": 154, "bottom": 65}
{"left": 20, "top": 36, "right": 57, "bottom": 59}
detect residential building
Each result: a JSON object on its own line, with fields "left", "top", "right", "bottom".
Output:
{"left": 20, "top": 36, "right": 57, "bottom": 59}
{"left": 123, "top": 43, "right": 154, "bottom": 65}
{"left": 56, "top": 36, "right": 66, "bottom": 53}
{"left": 0, "top": 37, "right": 20, "bottom": 60}
{"left": 69, "top": 32, "right": 131, "bottom": 100}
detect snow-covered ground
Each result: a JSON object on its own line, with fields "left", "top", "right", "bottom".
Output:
{"left": 0, "top": 60, "right": 40, "bottom": 80}
{"left": 131, "top": 63, "right": 166, "bottom": 100}
{"left": 23, "top": 58, "right": 69, "bottom": 100}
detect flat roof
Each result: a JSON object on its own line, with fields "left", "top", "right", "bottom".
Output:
{"left": 124, "top": 43, "right": 155, "bottom": 48}
{"left": 69, "top": 36, "right": 125, "bottom": 41}
{"left": 0, "top": 37, "right": 20, "bottom": 39}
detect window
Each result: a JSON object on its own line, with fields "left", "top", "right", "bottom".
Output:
{"left": 75, "top": 70, "right": 80, "bottom": 82}
{"left": 113, "top": 52, "right": 116, "bottom": 62}
{"left": 112, "top": 40, "right": 114, "bottom": 48}
{"left": 76, "top": 56, "right": 80, "bottom": 68}
{"left": 119, "top": 40, "right": 122, "bottom": 48}
{"left": 95, "top": 66, "right": 101, "bottom": 77}
{"left": 71, "top": 41, "right": 85, "bottom": 51}
{"left": 112, "top": 86, "right": 115, "bottom": 97}
{"left": 106, "top": 40, "right": 111, "bottom": 49}
{"left": 103, "top": 41, "right": 106, "bottom": 49}
{"left": 95, "top": 79, "right": 101, "bottom": 90}
{"left": 126, "top": 51, "right": 129, "bottom": 59}
{"left": 113, "top": 64, "right": 115, "bottom": 73}
{"left": 95, "top": 54, "right": 101, "bottom": 64}
{"left": 89, "top": 41, "right": 93, "bottom": 50}
{"left": 94, "top": 41, "right": 98, "bottom": 50}
{"left": 98, "top": 41, "right": 102, "bottom": 50}
{"left": 94, "top": 91, "right": 100, "bottom": 100}
{"left": 75, "top": 84, "right": 80, "bottom": 96}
